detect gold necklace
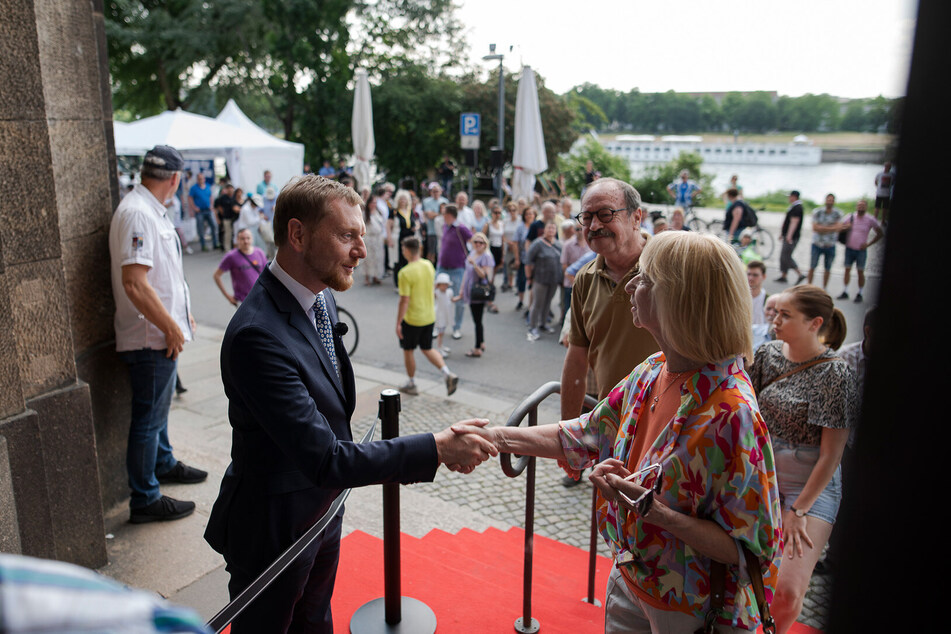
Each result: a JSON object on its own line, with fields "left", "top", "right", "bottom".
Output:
{"left": 649, "top": 365, "right": 693, "bottom": 412}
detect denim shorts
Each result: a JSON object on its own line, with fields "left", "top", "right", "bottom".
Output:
{"left": 810, "top": 244, "right": 836, "bottom": 271}
{"left": 772, "top": 436, "right": 842, "bottom": 525}
{"left": 843, "top": 247, "right": 867, "bottom": 269}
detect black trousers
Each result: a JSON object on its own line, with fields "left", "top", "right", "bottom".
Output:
{"left": 227, "top": 515, "right": 343, "bottom": 634}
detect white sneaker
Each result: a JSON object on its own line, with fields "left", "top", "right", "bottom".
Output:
{"left": 399, "top": 381, "right": 418, "bottom": 395}
{"left": 440, "top": 347, "right": 451, "bottom": 357}
{"left": 526, "top": 329, "right": 540, "bottom": 342}
{"left": 451, "top": 330, "right": 462, "bottom": 340}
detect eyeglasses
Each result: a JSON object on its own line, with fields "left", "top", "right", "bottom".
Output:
{"left": 616, "top": 463, "right": 663, "bottom": 516}
{"left": 574, "top": 207, "right": 630, "bottom": 227}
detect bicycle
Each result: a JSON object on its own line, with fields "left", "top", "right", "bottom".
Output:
{"left": 334, "top": 305, "right": 360, "bottom": 357}
{"left": 707, "top": 219, "right": 775, "bottom": 260}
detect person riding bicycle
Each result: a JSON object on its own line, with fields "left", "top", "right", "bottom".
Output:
{"left": 666, "top": 170, "right": 702, "bottom": 211}
{"left": 724, "top": 187, "right": 757, "bottom": 242}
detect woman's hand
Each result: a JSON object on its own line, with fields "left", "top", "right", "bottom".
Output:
{"left": 782, "top": 509, "right": 815, "bottom": 559}
{"left": 588, "top": 459, "right": 632, "bottom": 504}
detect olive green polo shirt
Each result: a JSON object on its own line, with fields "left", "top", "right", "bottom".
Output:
{"left": 568, "top": 254, "right": 660, "bottom": 399}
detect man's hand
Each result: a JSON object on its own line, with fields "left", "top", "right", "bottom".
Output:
{"left": 164, "top": 323, "right": 186, "bottom": 359}
{"left": 435, "top": 419, "right": 498, "bottom": 473}
{"left": 396, "top": 322, "right": 403, "bottom": 340}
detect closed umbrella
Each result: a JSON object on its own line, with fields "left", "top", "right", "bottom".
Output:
{"left": 512, "top": 66, "right": 548, "bottom": 202}
{"left": 351, "top": 69, "right": 375, "bottom": 191}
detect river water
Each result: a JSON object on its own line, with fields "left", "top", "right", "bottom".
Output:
{"left": 628, "top": 161, "right": 884, "bottom": 203}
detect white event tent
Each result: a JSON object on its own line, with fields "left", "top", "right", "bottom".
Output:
{"left": 113, "top": 103, "right": 304, "bottom": 192}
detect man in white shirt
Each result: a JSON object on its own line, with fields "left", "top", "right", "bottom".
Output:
{"left": 109, "top": 145, "right": 206, "bottom": 524}
{"left": 454, "top": 191, "right": 476, "bottom": 230}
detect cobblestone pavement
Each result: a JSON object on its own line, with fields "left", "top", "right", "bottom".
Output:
{"left": 351, "top": 392, "right": 831, "bottom": 632}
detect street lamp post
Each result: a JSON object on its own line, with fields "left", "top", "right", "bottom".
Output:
{"left": 482, "top": 44, "right": 507, "bottom": 203}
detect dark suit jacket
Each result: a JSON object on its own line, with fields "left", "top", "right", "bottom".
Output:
{"left": 205, "top": 267, "right": 438, "bottom": 572}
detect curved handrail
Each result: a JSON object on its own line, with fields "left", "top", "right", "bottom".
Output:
{"left": 500, "top": 381, "right": 561, "bottom": 477}
{"left": 500, "top": 382, "right": 598, "bottom": 478}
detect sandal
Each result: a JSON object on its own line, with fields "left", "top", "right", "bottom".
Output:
{"left": 465, "top": 349, "right": 482, "bottom": 357}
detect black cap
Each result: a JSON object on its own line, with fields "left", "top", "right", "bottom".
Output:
{"left": 143, "top": 145, "right": 184, "bottom": 171}
{"left": 789, "top": 190, "right": 800, "bottom": 197}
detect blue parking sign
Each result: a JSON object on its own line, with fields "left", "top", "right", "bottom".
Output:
{"left": 460, "top": 112, "right": 480, "bottom": 149}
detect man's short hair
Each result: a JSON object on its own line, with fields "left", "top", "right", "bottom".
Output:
{"left": 581, "top": 178, "right": 642, "bottom": 219}
{"left": 748, "top": 260, "right": 766, "bottom": 275}
{"left": 273, "top": 175, "right": 362, "bottom": 247}
{"left": 443, "top": 204, "right": 458, "bottom": 219}
{"left": 640, "top": 232, "right": 753, "bottom": 362}
{"left": 400, "top": 236, "right": 421, "bottom": 254}
{"left": 726, "top": 188, "right": 739, "bottom": 199}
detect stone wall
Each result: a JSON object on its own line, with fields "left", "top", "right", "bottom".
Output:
{"left": 0, "top": 0, "right": 123, "bottom": 568}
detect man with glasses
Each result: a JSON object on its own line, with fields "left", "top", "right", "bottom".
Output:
{"left": 560, "top": 178, "right": 659, "bottom": 487}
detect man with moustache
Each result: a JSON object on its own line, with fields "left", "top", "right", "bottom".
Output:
{"left": 560, "top": 178, "right": 659, "bottom": 486}
{"left": 205, "top": 176, "right": 497, "bottom": 633}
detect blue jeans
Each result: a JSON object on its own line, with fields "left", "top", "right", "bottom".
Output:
{"left": 119, "top": 349, "right": 179, "bottom": 509}
{"left": 437, "top": 266, "right": 465, "bottom": 331}
{"left": 196, "top": 208, "right": 219, "bottom": 249}
{"left": 772, "top": 436, "right": 842, "bottom": 525}
{"left": 810, "top": 244, "right": 835, "bottom": 271}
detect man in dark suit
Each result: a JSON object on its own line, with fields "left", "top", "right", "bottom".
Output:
{"left": 205, "top": 176, "right": 496, "bottom": 633}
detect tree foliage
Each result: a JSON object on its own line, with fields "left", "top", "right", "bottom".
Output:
{"left": 568, "top": 83, "right": 901, "bottom": 135}
{"left": 554, "top": 138, "right": 632, "bottom": 198}
{"left": 105, "top": 0, "right": 468, "bottom": 165}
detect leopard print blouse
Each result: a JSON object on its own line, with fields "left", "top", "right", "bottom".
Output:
{"left": 750, "top": 341, "right": 858, "bottom": 446}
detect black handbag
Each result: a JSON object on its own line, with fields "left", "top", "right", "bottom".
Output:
{"left": 470, "top": 280, "right": 495, "bottom": 303}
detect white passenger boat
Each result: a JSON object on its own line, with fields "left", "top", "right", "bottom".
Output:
{"left": 603, "top": 134, "right": 822, "bottom": 166}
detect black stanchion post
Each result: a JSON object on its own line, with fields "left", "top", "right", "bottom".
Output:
{"left": 350, "top": 389, "right": 437, "bottom": 634}
{"left": 585, "top": 486, "right": 602, "bottom": 606}
{"left": 380, "top": 390, "right": 401, "bottom": 624}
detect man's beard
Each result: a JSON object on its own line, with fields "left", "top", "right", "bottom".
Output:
{"left": 323, "top": 262, "right": 358, "bottom": 292}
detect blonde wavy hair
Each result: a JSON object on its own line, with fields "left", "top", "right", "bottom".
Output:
{"left": 639, "top": 231, "right": 753, "bottom": 362}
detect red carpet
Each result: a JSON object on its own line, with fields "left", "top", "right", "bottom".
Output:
{"left": 220, "top": 528, "right": 822, "bottom": 633}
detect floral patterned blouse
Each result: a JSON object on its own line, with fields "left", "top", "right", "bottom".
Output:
{"left": 559, "top": 353, "right": 783, "bottom": 630}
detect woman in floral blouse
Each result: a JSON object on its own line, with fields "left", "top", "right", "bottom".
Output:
{"left": 458, "top": 232, "right": 782, "bottom": 632}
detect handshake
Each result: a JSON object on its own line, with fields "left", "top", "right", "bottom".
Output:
{"left": 433, "top": 419, "right": 501, "bottom": 474}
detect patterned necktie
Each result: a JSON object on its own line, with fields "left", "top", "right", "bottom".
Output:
{"left": 312, "top": 292, "right": 340, "bottom": 378}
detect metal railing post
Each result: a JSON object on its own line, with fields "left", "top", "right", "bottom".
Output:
{"left": 515, "top": 406, "right": 540, "bottom": 634}
{"left": 586, "top": 486, "right": 602, "bottom": 606}
{"left": 350, "top": 390, "right": 436, "bottom": 634}
{"left": 501, "top": 383, "right": 601, "bottom": 633}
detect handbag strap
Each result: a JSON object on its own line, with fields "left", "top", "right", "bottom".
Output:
{"left": 760, "top": 356, "right": 839, "bottom": 392}
{"left": 238, "top": 249, "right": 264, "bottom": 273}
{"left": 701, "top": 548, "right": 775, "bottom": 634}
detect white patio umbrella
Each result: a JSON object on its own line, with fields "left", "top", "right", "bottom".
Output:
{"left": 351, "top": 69, "right": 375, "bottom": 191}
{"left": 512, "top": 66, "right": 548, "bottom": 202}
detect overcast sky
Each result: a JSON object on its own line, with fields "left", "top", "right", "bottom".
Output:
{"left": 456, "top": 0, "right": 917, "bottom": 99}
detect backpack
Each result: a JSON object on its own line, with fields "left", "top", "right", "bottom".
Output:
{"left": 741, "top": 201, "right": 759, "bottom": 228}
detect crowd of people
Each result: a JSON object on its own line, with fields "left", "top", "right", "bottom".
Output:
{"left": 101, "top": 145, "right": 884, "bottom": 634}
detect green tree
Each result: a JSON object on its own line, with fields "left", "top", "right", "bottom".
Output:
{"left": 554, "top": 138, "right": 631, "bottom": 198}
{"left": 106, "top": 0, "right": 467, "bottom": 165}
{"left": 370, "top": 66, "right": 461, "bottom": 184}
{"left": 840, "top": 101, "right": 867, "bottom": 132}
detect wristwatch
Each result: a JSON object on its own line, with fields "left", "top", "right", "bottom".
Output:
{"left": 791, "top": 506, "right": 808, "bottom": 518}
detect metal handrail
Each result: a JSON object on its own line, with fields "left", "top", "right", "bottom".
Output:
{"left": 499, "top": 381, "right": 601, "bottom": 632}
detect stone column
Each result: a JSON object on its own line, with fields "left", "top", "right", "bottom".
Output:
{"left": 0, "top": 0, "right": 121, "bottom": 568}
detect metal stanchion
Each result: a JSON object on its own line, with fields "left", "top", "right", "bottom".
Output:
{"left": 584, "top": 486, "right": 602, "bottom": 606}
{"left": 350, "top": 389, "right": 437, "bottom": 634}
